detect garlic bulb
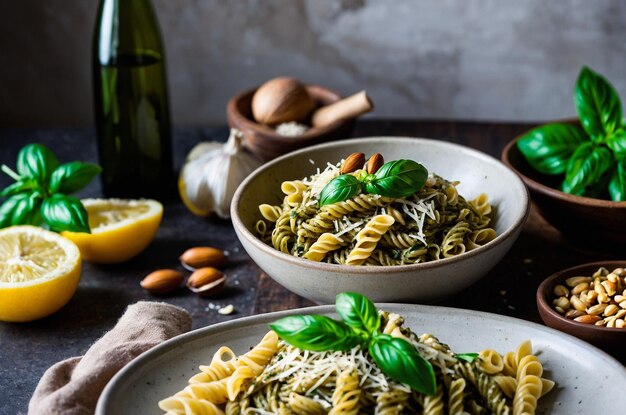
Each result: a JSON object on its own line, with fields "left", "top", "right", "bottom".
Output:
{"left": 178, "top": 129, "right": 261, "bottom": 218}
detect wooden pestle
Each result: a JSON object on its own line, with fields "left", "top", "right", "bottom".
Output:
{"left": 311, "top": 91, "right": 373, "bottom": 128}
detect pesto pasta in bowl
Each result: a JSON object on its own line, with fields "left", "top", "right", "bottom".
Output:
{"left": 95, "top": 301, "right": 626, "bottom": 415}
{"left": 231, "top": 137, "right": 529, "bottom": 303}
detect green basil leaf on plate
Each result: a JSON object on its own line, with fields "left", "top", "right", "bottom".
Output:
{"left": 270, "top": 315, "right": 362, "bottom": 352}
{"left": 516, "top": 123, "right": 587, "bottom": 175}
{"left": 16, "top": 143, "right": 59, "bottom": 186}
{"left": 335, "top": 292, "right": 380, "bottom": 334}
{"left": 609, "top": 160, "right": 626, "bottom": 202}
{"left": 319, "top": 174, "right": 362, "bottom": 206}
{"left": 575, "top": 66, "right": 623, "bottom": 142}
{"left": 562, "top": 143, "right": 613, "bottom": 195}
{"left": 368, "top": 333, "right": 436, "bottom": 395}
{"left": 49, "top": 161, "right": 102, "bottom": 194}
{"left": 364, "top": 160, "right": 428, "bottom": 198}
{"left": 455, "top": 352, "right": 479, "bottom": 363}
{"left": 41, "top": 194, "right": 90, "bottom": 233}
{"left": 606, "top": 129, "right": 626, "bottom": 159}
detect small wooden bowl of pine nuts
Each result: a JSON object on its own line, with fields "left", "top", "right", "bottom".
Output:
{"left": 537, "top": 261, "right": 626, "bottom": 351}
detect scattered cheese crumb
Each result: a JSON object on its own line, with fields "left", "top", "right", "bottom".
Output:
{"left": 218, "top": 304, "right": 235, "bottom": 315}
{"left": 309, "top": 159, "right": 315, "bottom": 165}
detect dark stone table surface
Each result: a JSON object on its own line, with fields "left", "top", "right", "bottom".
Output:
{"left": 0, "top": 120, "right": 622, "bottom": 414}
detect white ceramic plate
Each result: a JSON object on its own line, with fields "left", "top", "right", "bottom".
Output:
{"left": 96, "top": 305, "right": 626, "bottom": 415}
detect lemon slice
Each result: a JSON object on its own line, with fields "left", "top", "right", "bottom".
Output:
{"left": 61, "top": 198, "right": 163, "bottom": 264}
{"left": 0, "top": 225, "right": 81, "bottom": 322}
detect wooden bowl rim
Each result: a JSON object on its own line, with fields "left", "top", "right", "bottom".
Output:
{"left": 227, "top": 84, "right": 354, "bottom": 144}
{"left": 501, "top": 133, "right": 626, "bottom": 208}
{"left": 536, "top": 260, "right": 626, "bottom": 335}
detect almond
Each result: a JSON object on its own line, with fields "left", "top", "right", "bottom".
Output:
{"left": 180, "top": 247, "right": 226, "bottom": 270}
{"left": 187, "top": 267, "right": 226, "bottom": 297}
{"left": 140, "top": 269, "right": 183, "bottom": 294}
{"left": 340, "top": 152, "right": 365, "bottom": 174}
{"left": 365, "top": 153, "right": 384, "bottom": 174}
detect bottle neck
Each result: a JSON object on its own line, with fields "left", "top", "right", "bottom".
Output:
{"left": 94, "top": 0, "right": 164, "bottom": 65}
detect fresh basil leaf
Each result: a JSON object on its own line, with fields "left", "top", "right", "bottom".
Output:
{"left": 516, "top": 123, "right": 587, "bottom": 175}
{"left": 16, "top": 143, "right": 59, "bottom": 186}
{"left": 335, "top": 292, "right": 380, "bottom": 335}
{"left": 49, "top": 162, "right": 102, "bottom": 194}
{"left": 609, "top": 160, "right": 626, "bottom": 202}
{"left": 455, "top": 353, "right": 479, "bottom": 363}
{"left": 0, "top": 180, "right": 36, "bottom": 197}
{"left": 562, "top": 143, "right": 613, "bottom": 195}
{"left": 575, "top": 66, "right": 623, "bottom": 141}
{"left": 606, "top": 129, "right": 626, "bottom": 159}
{"left": 319, "top": 174, "right": 362, "bottom": 206}
{"left": 270, "top": 315, "right": 362, "bottom": 352}
{"left": 364, "top": 160, "right": 428, "bottom": 198}
{"left": 0, "top": 193, "right": 42, "bottom": 227}
{"left": 41, "top": 194, "right": 90, "bottom": 233}
{"left": 369, "top": 333, "right": 436, "bottom": 395}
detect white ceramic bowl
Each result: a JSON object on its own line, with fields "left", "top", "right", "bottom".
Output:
{"left": 231, "top": 137, "right": 529, "bottom": 303}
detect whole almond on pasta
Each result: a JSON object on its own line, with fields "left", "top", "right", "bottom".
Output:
{"left": 366, "top": 153, "right": 384, "bottom": 174}
{"left": 340, "top": 152, "right": 365, "bottom": 174}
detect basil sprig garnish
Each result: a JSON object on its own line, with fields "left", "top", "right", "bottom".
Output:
{"left": 0, "top": 143, "right": 101, "bottom": 232}
{"left": 517, "top": 66, "right": 626, "bottom": 201}
{"left": 319, "top": 159, "right": 428, "bottom": 206}
{"left": 270, "top": 292, "right": 437, "bottom": 395}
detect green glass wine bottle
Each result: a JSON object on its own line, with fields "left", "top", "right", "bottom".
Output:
{"left": 93, "top": 0, "right": 174, "bottom": 199}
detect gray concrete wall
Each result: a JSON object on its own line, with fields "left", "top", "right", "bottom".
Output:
{"left": 1, "top": 0, "right": 625, "bottom": 127}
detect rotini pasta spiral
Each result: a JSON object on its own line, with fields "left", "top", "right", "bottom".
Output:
{"left": 346, "top": 214, "right": 395, "bottom": 265}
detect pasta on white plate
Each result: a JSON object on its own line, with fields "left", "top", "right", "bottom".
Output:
{"left": 255, "top": 156, "right": 496, "bottom": 266}
{"left": 158, "top": 311, "right": 554, "bottom": 415}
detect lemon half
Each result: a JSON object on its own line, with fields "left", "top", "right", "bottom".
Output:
{"left": 62, "top": 198, "right": 163, "bottom": 264}
{"left": 0, "top": 225, "right": 81, "bottom": 322}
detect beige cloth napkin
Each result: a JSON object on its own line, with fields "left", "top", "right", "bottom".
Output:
{"left": 28, "top": 301, "right": 192, "bottom": 415}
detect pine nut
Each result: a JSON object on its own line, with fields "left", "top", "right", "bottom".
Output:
{"left": 603, "top": 304, "right": 619, "bottom": 317}
{"left": 598, "top": 293, "right": 610, "bottom": 304}
{"left": 614, "top": 295, "right": 626, "bottom": 303}
{"left": 553, "top": 296, "right": 570, "bottom": 310}
{"left": 620, "top": 300, "right": 626, "bottom": 309}
{"left": 570, "top": 295, "right": 587, "bottom": 312}
{"left": 617, "top": 319, "right": 625, "bottom": 328}
{"left": 587, "top": 303, "right": 608, "bottom": 316}
{"left": 594, "top": 281, "right": 606, "bottom": 295}
{"left": 607, "top": 317, "right": 617, "bottom": 328}
{"left": 565, "top": 309, "right": 585, "bottom": 319}
{"left": 595, "top": 319, "right": 607, "bottom": 326}
{"left": 553, "top": 284, "right": 569, "bottom": 297}
{"left": 601, "top": 280, "right": 616, "bottom": 296}
{"left": 615, "top": 310, "right": 626, "bottom": 319}
{"left": 607, "top": 273, "right": 620, "bottom": 283}
{"left": 566, "top": 276, "right": 592, "bottom": 287}
{"left": 554, "top": 306, "right": 565, "bottom": 314}
{"left": 613, "top": 267, "right": 626, "bottom": 277}
{"left": 586, "top": 290, "right": 598, "bottom": 303}
{"left": 571, "top": 282, "right": 589, "bottom": 295}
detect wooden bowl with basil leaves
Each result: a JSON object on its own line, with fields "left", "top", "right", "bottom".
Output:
{"left": 501, "top": 66, "right": 626, "bottom": 249}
